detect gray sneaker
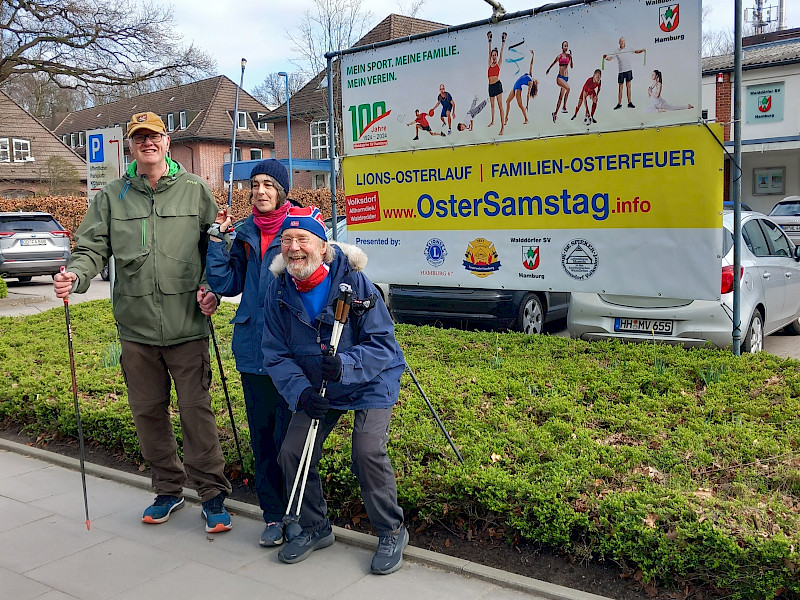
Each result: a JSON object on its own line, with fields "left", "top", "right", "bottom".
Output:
{"left": 278, "top": 524, "right": 335, "bottom": 564}
{"left": 371, "top": 526, "right": 409, "bottom": 575}
{"left": 260, "top": 521, "right": 284, "bottom": 547}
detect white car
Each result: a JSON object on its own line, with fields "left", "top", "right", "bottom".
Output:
{"left": 568, "top": 211, "right": 800, "bottom": 352}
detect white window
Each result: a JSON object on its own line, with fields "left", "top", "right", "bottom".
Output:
{"left": 237, "top": 111, "right": 247, "bottom": 129}
{"left": 179, "top": 111, "right": 187, "bottom": 129}
{"left": 62, "top": 134, "right": 68, "bottom": 145}
{"left": 123, "top": 154, "right": 131, "bottom": 170}
{"left": 0, "top": 139, "right": 9, "bottom": 162}
{"left": 310, "top": 120, "right": 329, "bottom": 160}
{"left": 235, "top": 147, "right": 242, "bottom": 161}
{"left": 313, "top": 173, "right": 329, "bottom": 190}
{"left": 78, "top": 131, "right": 85, "bottom": 147}
{"left": 167, "top": 113, "right": 175, "bottom": 131}
{"left": 256, "top": 113, "right": 268, "bottom": 131}
{"left": 12, "top": 139, "right": 31, "bottom": 161}
{"left": 250, "top": 148, "right": 262, "bottom": 160}
{"left": 70, "top": 133, "right": 76, "bottom": 148}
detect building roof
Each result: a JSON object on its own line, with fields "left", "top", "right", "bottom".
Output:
{"left": 702, "top": 28, "right": 800, "bottom": 74}
{"left": 265, "top": 14, "right": 446, "bottom": 122}
{"left": 52, "top": 76, "right": 274, "bottom": 146}
{"left": 0, "top": 90, "right": 86, "bottom": 182}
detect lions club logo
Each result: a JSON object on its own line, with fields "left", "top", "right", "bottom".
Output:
{"left": 424, "top": 238, "right": 448, "bottom": 267}
{"left": 463, "top": 238, "right": 501, "bottom": 278}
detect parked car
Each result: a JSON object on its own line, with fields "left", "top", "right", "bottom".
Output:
{"left": 0, "top": 212, "right": 70, "bottom": 281}
{"left": 390, "top": 285, "right": 569, "bottom": 335}
{"left": 768, "top": 196, "right": 800, "bottom": 245}
{"left": 723, "top": 200, "right": 753, "bottom": 211}
{"left": 567, "top": 211, "right": 800, "bottom": 352}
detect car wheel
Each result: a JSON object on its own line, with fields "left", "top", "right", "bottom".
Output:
{"left": 785, "top": 317, "right": 800, "bottom": 335}
{"left": 516, "top": 293, "right": 544, "bottom": 335}
{"left": 16, "top": 276, "right": 32, "bottom": 283}
{"left": 101, "top": 264, "right": 110, "bottom": 281}
{"left": 741, "top": 310, "right": 764, "bottom": 353}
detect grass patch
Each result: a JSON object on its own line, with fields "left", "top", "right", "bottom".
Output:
{"left": 1, "top": 300, "right": 799, "bottom": 598}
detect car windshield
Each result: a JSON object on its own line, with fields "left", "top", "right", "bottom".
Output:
{"left": 0, "top": 216, "right": 60, "bottom": 232}
{"left": 769, "top": 202, "right": 800, "bottom": 216}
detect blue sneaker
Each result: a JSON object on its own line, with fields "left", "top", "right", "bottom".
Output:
{"left": 277, "top": 523, "right": 335, "bottom": 564}
{"left": 201, "top": 493, "right": 232, "bottom": 533}
{"left": 371, "top": 526, "right": 409, "bottom": 575}
{"left": 260, "top": 521, "right": 284, "bottom": 547}
{"left": 142, "top": 495, "right": 184, "bottom": 524}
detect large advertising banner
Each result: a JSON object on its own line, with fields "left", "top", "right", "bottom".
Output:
{"left": 341, "top": 0, "right": 700, "bottom": 155}
{"left": 343, "top": 124, "right": 723, "bottom": 300}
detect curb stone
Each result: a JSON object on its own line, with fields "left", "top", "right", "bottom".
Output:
{"left": 0, "top": 437, "right": 612, "bottom": 600}
{"left": 0, "top": 294, "right": 48, "bottom": 306}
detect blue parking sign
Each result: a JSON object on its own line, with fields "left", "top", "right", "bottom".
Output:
{"left": 88, "top": 134, "right": 104, "bottom": 163}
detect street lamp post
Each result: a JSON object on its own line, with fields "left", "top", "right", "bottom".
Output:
{"left": 277, "top": 71, "right": 293, "bottom": 188}
{"left": 228, "top": 58, "right": 247, "bottom": 208}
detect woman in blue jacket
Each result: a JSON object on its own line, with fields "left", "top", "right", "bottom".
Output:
{"left": 206, "top": 159, "right": 294, "bottom": 547}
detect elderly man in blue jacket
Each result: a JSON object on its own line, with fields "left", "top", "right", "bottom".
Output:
{"left": 261, "top": 206, "right": 408, "bottom": 574}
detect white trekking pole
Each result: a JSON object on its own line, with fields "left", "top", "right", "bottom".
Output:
{"left": 283, "top": 283, "right": 353, "bottom": 540}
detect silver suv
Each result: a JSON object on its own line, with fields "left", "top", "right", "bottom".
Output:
{"left": 0, "top": 212, "right": 71, "bottom": 282}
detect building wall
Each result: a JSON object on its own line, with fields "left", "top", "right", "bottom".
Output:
{"left": 704, "top": 62, "right": 800, "bottom": 211}
{"left": 273, "top": 120, "right": 316, "bottom": 190}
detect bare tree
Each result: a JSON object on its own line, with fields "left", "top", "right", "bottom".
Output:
{"left": 3, "top": 72, "right": 88, "bottom": 120}
{"left": 41, "top": 156, "right": 81, "bottom": 196}
{"left": 0, "top": 0, "right": 216, "bottom": 91}
{"left": 251, "top": 72, "right": 306, "bottom": 107}
{"left": 287, "top": 0, "right": 375, "bottom": 80}
{"left": 396, "top": 0, "right": 426, "bottom": 19}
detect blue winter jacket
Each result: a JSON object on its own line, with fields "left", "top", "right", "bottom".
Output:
{"left": 206, "top": 215, "right": 282, "bottom": 374}
{"left": 261, "top": 243, "right": 406, "bottom": 411}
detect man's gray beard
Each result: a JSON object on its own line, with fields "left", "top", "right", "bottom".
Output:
{"left": 287, "top": 254, "right": 323, "bottom": 280}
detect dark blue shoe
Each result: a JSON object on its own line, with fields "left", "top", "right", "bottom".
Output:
{"left": 142, "top": 495, "right": 184, "bottom": 524}
{"left": 277, "top": 524, "right": 334, "bottom": 564}
{"left": 201, "top": 493, "right": 232, "bottom": 533}
{"left": 371, "top": 526, "right": 409, "bottom": 575}
{"left": 260, "top": 521, "right": 284, "bottom": 547}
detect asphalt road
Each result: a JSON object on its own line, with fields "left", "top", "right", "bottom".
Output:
{"left": 2, "top": 275, "right": 799, "bottom": 360}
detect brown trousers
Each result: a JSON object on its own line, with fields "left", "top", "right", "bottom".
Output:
{"left": 120, "top": 338, "right": 232, "bottom": 502}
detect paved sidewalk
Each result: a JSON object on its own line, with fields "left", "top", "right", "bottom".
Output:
{"left": 0, "top": 439, "right": 610, "bottom": 600}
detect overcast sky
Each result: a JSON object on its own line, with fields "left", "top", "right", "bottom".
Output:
{"left": 167, "top": 0, "right": 797, "bottom": 93}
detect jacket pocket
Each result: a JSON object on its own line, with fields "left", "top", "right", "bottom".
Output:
{"left": 110, "top": 203, "right": 154, "bottom": 297}
{"left": 155, "top": 197, "right": 201, "bottom": 265}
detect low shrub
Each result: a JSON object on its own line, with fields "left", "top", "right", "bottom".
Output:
{"left": 0, "top": 276, "right": 6, "bottom": 298}
{"left": 0, "top": 301, "right": 798, "bottom": 598}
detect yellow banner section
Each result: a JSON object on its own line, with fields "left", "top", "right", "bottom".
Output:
{"left": 342, "top": 124, "right": 723, "bottom": 231}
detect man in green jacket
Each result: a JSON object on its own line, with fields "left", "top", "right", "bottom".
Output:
{"left": 54, "top": 112, "right": 233, "bottom": 533}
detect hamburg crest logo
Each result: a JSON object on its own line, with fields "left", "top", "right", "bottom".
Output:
{"left": 463, "top": 238, "right": 501, "bottom": 278}
{"left": 758, "top": 95, "right": 772, "bottom": 113}
{"left": 659, "top": 5, "right": 679, "bottom": 32}
{"left": 522, "top": 246, "right": 540, "bottom": 270}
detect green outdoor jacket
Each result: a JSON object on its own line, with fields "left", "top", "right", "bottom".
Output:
{"left": 68, "top": 158, "right": 218, "bottom": 346}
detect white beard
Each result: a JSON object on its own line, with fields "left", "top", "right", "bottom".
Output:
{"left": 287, "top": 253, "right": 323, "bottom": 280}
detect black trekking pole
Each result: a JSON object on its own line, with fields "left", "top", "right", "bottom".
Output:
{"left": 404, "top": 365, "right": 464, "bottom": 464}
{"left": 201, "top": 288, "right": 245, "bottom": 468}
{"left": 60, "top": 267, "right": 91, "bottom": 531}
{"left": 283, "top": 283, "right": 353, "bottom": 540}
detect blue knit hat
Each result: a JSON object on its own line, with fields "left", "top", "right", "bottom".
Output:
{"left": 250, "top": 159, "right": 290, "bottom": 192}
{"left": 281, "top": 205, "right": 327, "bottom": 241}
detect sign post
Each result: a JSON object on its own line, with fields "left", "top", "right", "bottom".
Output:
{"left": 86, "top": 127, "right": 124, "bottom": 296}
{"left": 87, "top": 127, "right": 124, "bottom": 204}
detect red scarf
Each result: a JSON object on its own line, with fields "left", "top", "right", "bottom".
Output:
{"left": 292, "top": 263, "right": 330, "bottom": 292}
{"left": 252, "top": 202, "right": 289, "bottom": 235}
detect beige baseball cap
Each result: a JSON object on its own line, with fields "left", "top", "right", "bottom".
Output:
{"left": 126, "top": 112, "right": 167, "bottom": 137}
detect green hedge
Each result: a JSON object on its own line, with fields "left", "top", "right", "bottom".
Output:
{"left": 0, "top": 276, "right": 6, "bottom": 298}
{"left": 0, "top": 300, "right": 798, "bottom": 598}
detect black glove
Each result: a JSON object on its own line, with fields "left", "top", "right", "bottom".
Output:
{"left": 321, "top": 354, "right": 342, "bottom": 382}
{"left": 298, "top": 387, "right": 329, "bottom": 419}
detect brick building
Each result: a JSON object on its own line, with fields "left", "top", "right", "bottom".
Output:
{"left": 52, "top": 76, "right": 273, "bottom": 190}
{"left": 0, "top": 90, "right": 86, "bottom": 198}
{"left": 702, "top": 27, "right": 800, "bottom": 212}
